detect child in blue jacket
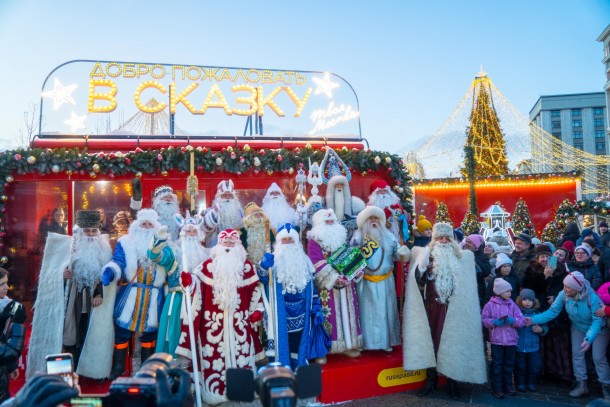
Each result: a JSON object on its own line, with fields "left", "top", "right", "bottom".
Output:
{"left": 515, "top": 288, "right": 548, "bottom": 392}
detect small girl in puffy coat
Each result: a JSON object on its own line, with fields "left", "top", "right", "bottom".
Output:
{"left": 482, "top": 278, "right": 526, "bottom": 399}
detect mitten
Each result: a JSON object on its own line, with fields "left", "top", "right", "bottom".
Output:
{"left": 249, "top": 310, "right": 263, "bottom": 323}
{"left": 156, "top": 225, "right": 169, "bottom": 241}
{"left": 260, "top": 253, "right": 274, "bottom": 270}
{"left": 132, "top": 177, "right": 142, "bottom": 201}
{"left": 492, "top": 318, "right": 505, "bottom": 327}
{"left": 102, "top": 267, "right": 115, "bottom": 286}
{"left": 181, "top": 272, "right": 193, "bottom": 289}
{"left": 505, "top": 317, "right": 515, "bottom": 325}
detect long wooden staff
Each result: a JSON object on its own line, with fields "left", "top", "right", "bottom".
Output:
{"left": 181, "top": 239, "right": 202, "bottom": 407}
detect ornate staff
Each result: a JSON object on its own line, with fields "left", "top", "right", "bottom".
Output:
{"left": 187, "top": 148, "right": 198, "bottom": 212}
{"left": 294, "top": 164, "right": 308, "bottom": 240}
{"left": 181, "top": 239, "right": 203, "bottom": 407}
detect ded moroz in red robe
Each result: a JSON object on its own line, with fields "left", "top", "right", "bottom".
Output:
{"left": 175, "top": 257, "right": 264, "bottom": 405}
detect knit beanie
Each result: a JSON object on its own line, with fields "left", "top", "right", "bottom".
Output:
{"left": 575, "top": 245, "right": 592, "bottom": 257}
{"left": 493, "top": 278, "right": 512, "bottom": 295}
{"left": 495, "top": 252, "right": 513, "bottom": 269}
{"left": 417, "top": 215, "right": 432, "bottom": 233}
{"left": 519, "top": 288, "right": 535, "bottom": 302}
{"left": 535, "top": 244, "right": 552, "bottom": 256}
{"left": 466, "top": 234, "right": 484, "bottom": 250}
{"left": 562, "top": 240, "right": 575, "bottom": 255}
{"left": 563, "top": 271, "right": 586, "bottom": 292}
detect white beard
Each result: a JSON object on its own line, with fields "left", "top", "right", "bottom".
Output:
{"left": 243, "top": 216, "right": 269, "bottom": 267}
{"left": 180, "top": 236, "right": 209, "bottom": 272}
{"left": 153, "top": 199, "right": 180, "bottom": 239}
{"left": 430, "top": 243, "right": 457, "bottom": 304}
{"left": 274, "top": 242, "right": 312, "bottom": 295}
{"left": 362, "top": 222, "right": 395, "bottom": 251}
{"left": 368, "top": 191, "right": 400, "bottom": 209}
{"left": 128, "top": 225, "right": 157, "bottom": 262}
{"left": 214, "top": 198, "right": 243, "bottom": 230}
{"left": 334, "top": 189, "right": 345, "bottom": 220}
{"left": 307, "top": 223, "right": 347, "bottom": 253}
{"left": 262, "top": 196, "right": 296, "bottom": 231}
{"left": 71, "top": 233, "right": 109, "bottom": 293}
{"left": 209, "top": 244, "right": 247, "bottom": 312}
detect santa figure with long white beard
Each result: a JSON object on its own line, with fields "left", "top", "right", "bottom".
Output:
{"left": 320, "top": 148, "right": 365, "bottom": 239}
{"left": 240, "top": 202, "right": 274, "bottom": 268}
{"left": 262, "top": 183, "right": 297, "bottom": 232}
{"left": 201, "top": 180, "right": 244, "bottom": 247}
{"left": 27, "top": 210, "right": 114, "bottom": 380}
{"left": 258, "top": 223, "right": 327, "bottom": 370}
{"left": 367, "top": 180, "right": 408, "bottom": 244}
{"left": 176, "top": 229, "right": 264, "bottom": 405}
{"left": 307, "top": 209, "right": 363, "bottom": 361}
{"left": 151, "top": 185, "right": 181, "bottom": 241}
{"left": 403, "top": 222, "right": 486, "bottom": 400}
{"left": 101, "top": 209, "right": 170, "bottom": 379}
{"left": 153, "top": 211, "right": 209, "bottom": 357}
{"left": 351, "top": 206, "right": 410, "bottom": 351}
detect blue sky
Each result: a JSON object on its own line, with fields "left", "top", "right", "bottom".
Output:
{"left": 0, "top": 0, "right": 608, "bottom": 153}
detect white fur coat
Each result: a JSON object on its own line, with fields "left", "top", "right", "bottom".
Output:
{"left": 403, "top": 246, "right": 487, "bottom": 384}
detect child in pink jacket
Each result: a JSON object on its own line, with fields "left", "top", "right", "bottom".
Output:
{"left": 482, "top": 278, "right": 526, "bottom": 399}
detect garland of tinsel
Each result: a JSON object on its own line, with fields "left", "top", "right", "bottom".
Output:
{"left": 541, "top": 198, "right": 610, "bottom": 244}
{"left": 0, "top": 145, "right": 414, "bottom": 249}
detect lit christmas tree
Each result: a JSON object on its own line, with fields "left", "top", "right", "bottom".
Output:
{"left": 512, "top": 198, "right": 535, "bottom": 236}
{"left": 461, "top": 70, "right": 509, "bottom": 177}
{"left": 461, "top": 211, "right": 480, "bottom": 235}
{"left": 435, "top": 201, "right": 452, "bottom": 224}
{"left": 541, "top": 199, "right": 579, "bottom": 243}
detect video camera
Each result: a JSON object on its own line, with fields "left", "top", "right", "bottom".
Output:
{"left": 71, "top": 352, "right": 177, "bottom": 407}
{"left": 226, "top": 362, "right": 322, "bottom": 407}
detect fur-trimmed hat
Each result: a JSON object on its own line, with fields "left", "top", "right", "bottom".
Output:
{"left": 432, "top": 222, "right": 453, "bottom": 240}
{"left": 312, "top": 209, "right": 337, "bottom": 228}
{"left": 356, "top": 205, "right": 386, "bottom": 229}
{"left": 218, "top": 229, "right": 241, "bottom": 244}
{"left": 369, "top": 180, "right": 388, "bottom": 195}
{"left": 217, "top": 180, "right": 235, "bottom": 194}
{"left": 113, "top": 211, "right": 133, "bottom": 228}
{"left": 276, "top": 223, "right": 300, "bottom": 243}
{"left": 265, "top": 182, "right": 283, "bottom": 197}
{"left": 135, "top": 208, "right": 159, "bottom": 225}
{"left": 153, "top": 185, "right": 174, "bottom": 200}
{"left": 493, "top": 278, "right": 512, "bottom": 295}
{"left": 75, "top": 210, "right": 101, "bottom": 228}
{"left": 244, "top": 202, "right": 264, "bottom": 218}
{"left": 416, "top": 215, "right": 432, "bottom": 233}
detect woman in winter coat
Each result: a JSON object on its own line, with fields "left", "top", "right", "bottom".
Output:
{"left": 527, "top": 272, "right": 610, "bottom": 399}
{"left": 568, "top": 245, "right": 602, "bottom": 291}
{"left": 523, "top": 245, "right": 556, "bottom": 303}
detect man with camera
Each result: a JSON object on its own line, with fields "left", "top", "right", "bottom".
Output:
{"left": 258, "top": 223, "right": 327, "bottom": 370}
{"left": 177, "top": 229, "right": 263, "bottom": 405}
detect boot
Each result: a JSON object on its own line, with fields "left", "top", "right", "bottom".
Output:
{"left": 446, "top": 378, "right": 460, "bottom": 400}
{"left": 569, "top": 380, "right": 589, "bottom": 398}
{"left": 110, "top": 345, "right": 128, "bottom": 380}
{"left": 140, "top": 343, "right": 155, "bottom": 364}
{"left": 417, "top": 368, "right": 437, "bottom": 397}
{"left": 603, "top": 384, "right": 610, "bottom": 400}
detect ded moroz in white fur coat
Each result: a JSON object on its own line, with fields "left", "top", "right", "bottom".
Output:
{"left": 402, "top": 246, "right": 487, "bottom": 384}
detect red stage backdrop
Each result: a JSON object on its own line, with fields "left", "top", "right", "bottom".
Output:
{"left": 413, "top": 176, "right": 581, "bottom": 236}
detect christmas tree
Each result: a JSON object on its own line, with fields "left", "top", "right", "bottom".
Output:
{"left": 435, "top": 201, "right": 452, "bottom": 224}
{"left": 541, "top": 199, "right": 580, "bottom": 244}
{"left": 461, "top": 211, "right": 480, "bottom": 235}
{"left": 512, "top": 198, "right": 535, "bottom": 235}
{"left": 461, "top": 70, "right": 509, "bottom": 177}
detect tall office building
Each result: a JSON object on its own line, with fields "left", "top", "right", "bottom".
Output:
{"left": 529, "top": 93, "right": 606, "bottom": 196}
{"left": 598, "top": 24, "right": 610, "bottom": 137}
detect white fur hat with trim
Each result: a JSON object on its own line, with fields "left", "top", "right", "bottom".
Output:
{"left": 432, "top": 222, "right": 453, "bottom": 240}
{"left": 133, "top": 208, "right": 160, "bottom": 229}
{"left": 276, "top": 223, "right": 300, "bottom": 243}
{"left": 312, "top": 209, "right": 337, "bottom": 228}
{"left": 356, "top": 205, "right": 386, "bottom": 229}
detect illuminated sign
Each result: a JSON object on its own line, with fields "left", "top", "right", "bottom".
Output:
{"left": 39, "top": 60, "right": 361, "bottom": 139}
